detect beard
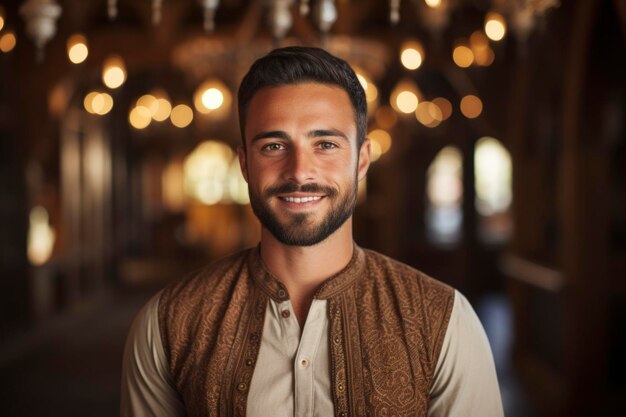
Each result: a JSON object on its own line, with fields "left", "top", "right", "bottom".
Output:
{"left": 248, "top": 178, "right": 358, "bottom": 247}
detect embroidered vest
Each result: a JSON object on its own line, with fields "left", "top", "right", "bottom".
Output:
{"left": 158, "top": 246, "right": 454, "bottom": 416}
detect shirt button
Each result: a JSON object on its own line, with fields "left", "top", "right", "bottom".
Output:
{"left": 246, "top": 359, "right": 254, "bottom": 366}
{"left": 281, "top": 309, "right": 290, "bottom": 318}
{"left": 299, "top": 358, "right": 310, "bottom": 368}
{"left": 278, "top": 289, "right": 287, "bottom": 298}
{"left": 237, "top": 382, "right": 247, "bottom": 392}
{"left": 337, "top": 383, "right": 344, "bottom": 392}
{"left": 333, "top": 336, "right": 341, "bottom": 344}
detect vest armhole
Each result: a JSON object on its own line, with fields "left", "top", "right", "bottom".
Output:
{"left": 430, "top": 287, "right": 455, "bottom": 378}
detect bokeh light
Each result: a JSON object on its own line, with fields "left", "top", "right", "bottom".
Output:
{"left": 0, "top": 31, "right": 16, "bottom": 53}
{"left": 485, "top": 12, "right": 507, "bottom": 41}
{"left": 396, "top": 91, "right": 419, "bottom": 113}
{"left": 84, "top": 91, "right": 113, "bottom": 115}
{"left": 355, "top": 69, "right": 379, "bottom": 105}
{"left": 202, "top": 88, "right": 224, "bottom": 110}
{"left": 153, "top": 98, "right": 172, "bottom": 122}
{"left": 452, "top": 43, "right": 474, "bottom": 68}
{"left": 170, "top": 104, "right": 194, "bottom": 128}
{"left": 400, "top": 40, "right": 424, "bottom": 70}
{"left": 136, "top": 94, "right": 159, "bottom": 117}
{"left": 432, "top": 97, "right": 452, "bottom": 120}
{"left": 102, "top": 55, "right": 126, "bottom": 89}
{"left": 67, "top": 34, "right": 88, "bottom": 64}
{"left": 415, "top": 101, "right": 443, "bottom": 128}
{"left": 425, "top": 0, "right": 442, "bottom": 7}
{"left": 194, "top": 80, "right": 231, "bottom": 115}
{"left": 460, "top": 95, "right": 483, "bottom": 119}
{"left": 129, "top": 106, "right": 152, "bottom": 129}
{"left": 368, "top": 129, "right": 392, "bottom": 155}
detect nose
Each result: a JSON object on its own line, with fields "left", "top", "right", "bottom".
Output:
{"left": 283, "top": 145, "right": 316, "bottom": 184}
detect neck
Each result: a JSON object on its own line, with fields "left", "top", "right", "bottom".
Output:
{"left": 259, "top": 219, "right": 354, "bottom": 326}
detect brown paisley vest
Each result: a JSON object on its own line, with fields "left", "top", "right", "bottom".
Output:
{"left": 158, "top": 245, "right": 454, "bottom": 416}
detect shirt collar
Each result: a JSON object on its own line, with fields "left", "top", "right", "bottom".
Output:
{"left": 247, "top": 243, "right": 366, "bottom": 302}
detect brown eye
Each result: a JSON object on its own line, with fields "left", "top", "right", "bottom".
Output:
{"left": 263, "top": 143, "right": 284, "bottom": 151}
{"left": 319, "top": 142, "right": 337, "bottom": 150}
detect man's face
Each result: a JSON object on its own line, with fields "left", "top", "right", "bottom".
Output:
{"left": 239, "top": 83, "right": 370, "bottom": 246}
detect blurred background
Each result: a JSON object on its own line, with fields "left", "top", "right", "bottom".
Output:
{"left": 0, "top": 0, "right": 624, "bottom": 416}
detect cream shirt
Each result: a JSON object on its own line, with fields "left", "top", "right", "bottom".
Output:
{"left": 121, "top": 290, "right": 503, "bottom": 417}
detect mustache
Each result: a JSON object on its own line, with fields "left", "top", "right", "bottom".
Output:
{"left": 265, "top": 182, "right": 338, "bottom": 198}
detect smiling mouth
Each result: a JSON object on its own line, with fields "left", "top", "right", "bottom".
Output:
{"left": 279, "top": 196, "right": 324, "bottom": 204}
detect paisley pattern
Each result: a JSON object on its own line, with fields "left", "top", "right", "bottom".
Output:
{"left": 158, "top": 245, "right": 454, "bottom": 417}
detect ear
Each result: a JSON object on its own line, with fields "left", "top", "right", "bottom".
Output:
{"left": 357, "top": 138, "right": 371, "bottom": 182}
{"left": 237, "top": 146, "right": 249, "bottom": 183}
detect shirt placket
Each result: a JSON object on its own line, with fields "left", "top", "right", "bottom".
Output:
{"left": 293, "top": 300, "right": 326, "bottom": 417}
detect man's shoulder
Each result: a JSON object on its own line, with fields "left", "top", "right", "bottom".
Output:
{"left": 360, "top": 247, "right": 454, "bottom": 294}
{"left": 160, "top": 247, "right": 255, "bottom": 304}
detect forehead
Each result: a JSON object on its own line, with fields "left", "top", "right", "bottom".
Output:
{"left": 244, "top": 82, "right": 356, "bottom": 138}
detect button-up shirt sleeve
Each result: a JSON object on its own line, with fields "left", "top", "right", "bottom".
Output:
{"left": 428, "top": 290, "right": 504, "bottom": 417}
{"left": 120, "top": 293, "right": 186, "bottom": 417}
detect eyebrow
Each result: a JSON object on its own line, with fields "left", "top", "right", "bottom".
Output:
{"left": 308, "top": 129, "right": 349, "bottom": 142}
{"left": 250, "top": 128, "right": 349, "bottom": 144}
{"left": 251, "top": 130, "right": 291, "bottom": 143}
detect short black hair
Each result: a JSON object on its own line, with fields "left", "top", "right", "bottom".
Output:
{"left": 238, "top": 46, "right": 367, "bottom": 150}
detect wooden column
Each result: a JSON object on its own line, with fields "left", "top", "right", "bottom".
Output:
{"left": 560, "top": 1, "right": 607, "bottom": 415}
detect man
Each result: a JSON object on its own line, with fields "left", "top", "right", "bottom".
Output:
{"left": 121, "top": 47, "right": 503, "bottom": 417}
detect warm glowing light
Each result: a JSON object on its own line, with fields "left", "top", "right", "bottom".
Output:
{"left": 0, "top": 31, "right": 16, "bottom": 53}
{"left": 400, "top": 41, "right": 424, "bottom": 70}
{"left": 476, "top": 47, "right": 495, "bottom": 66}
{"left": 228, "top": 158, "right": 250, "bottom": 204}
{"left": 470, "top": 31, "right": 489, "bottom": 51}
{"left": 162, "top": 159, "right": 186, "bottom": 212}
{"left": 170, "top": 104, "right": 194, "bottom": 128}
{"left": 67, "top": 34, "right": 88, "bottom": 64}
{"left": 0, "top": 15, "right": 5, "bottom": 32}
{"left": 129, "top": 106, "right": 152, "bottom": 129}
{"left": 356, "top": 74, "right": 368, "bottom": 89}
{"left": 369, "top": 139, "right": 382, "bottom": 162}
{"left": 184, "top": 141, "right": 234, "bottom": 205}
{"left": 428, "top": 146, "right": 463, "bottom": 206}
{"left": 425, "top": 0, "right": 442, "bottom": 7}
{"left": 426, "top": 146, "right": 464, "bottom": 244}
{"left": 375, "top": 106, "right": 398, "bottom": 129}
{"left": 475, "top": 137, "right": 512, "bottom": 215}
{"left": 460, "top": 95, "right": 483, "bottom": 119}
{"left": 28, "top": 206, "right": 56, "bottom": 266}
{"left": 355, "top": 70, "right": 378, "bottom": 104}
{"left": 390, "top": 80, "right": 420, "bottom": 114}
{"left": 396, "top": 91, "right": 419, "bottom": 113}
{"left": 137, "top": 94, "right": 159, "bottom": 116}
{"left": 366, "top": 82, "right": 378, "bottom": 103}
{"left": 452, "top": 43, "right": 474, "bottom": 68}
{"left": 202, "top": 88, "right": 224, "bottom": 110}
{"left": 416, "top": 101, "right": 443, "bottom": 128}
{"left": 194, "top": 80, "right": 231, "bottom": 116}
{"left": 153, "top": 98, "right": 172, "bottom": 122}
{"left": 84, "top": 92, "right": 99, "bottom": 114}
{"left": 468, "top": 30, "right": 496, "bottom": 67}
{"left": 432, "top": 97, "right": 452, "bottom": 120}
{"left": 354, "top": 68, "right": 378, "bottom": 103}
{"left": 368, "top": 129, "right": 392, "bottom": 154}
{"left": 92, "top": 92, "right": 113, "bottom": 115}
{"left": 102, "top": 55, "right": 126, "bottom": 89}
{"left": 485, "top": 12, "right": 506, "bottom": 41}
{"left": 84, "top": 91, "right": 113, "bottom": 115}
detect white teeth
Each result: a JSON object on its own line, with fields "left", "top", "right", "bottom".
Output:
{"left": 283, "top": 196, "right": 322, "bottom": 203}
